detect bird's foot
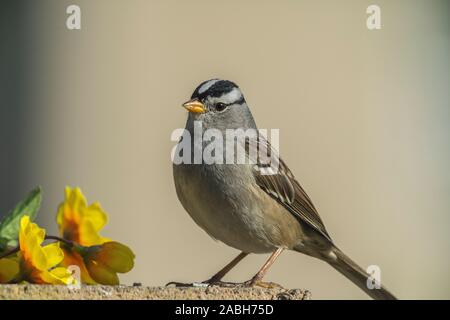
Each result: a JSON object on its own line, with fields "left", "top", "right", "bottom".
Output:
{"left": 197, "top": 277, "right": 236, "bottom": 288}
{"left": 202, "top": 278, "right": 240, "bottom": 288}
{"left": 166, "top": 281, "right": 192, "bottom": 287}
{"left": 166, "top": 279, "right": 284, "bottom": 289}
{"left": 166, "top": 281, "right": 207, "bottom": 288}
{"left": 239, "top": 278, "right": 285, "bottom": 289}
{"left": 166, "top": 279, "right": 236, "bottom": 288}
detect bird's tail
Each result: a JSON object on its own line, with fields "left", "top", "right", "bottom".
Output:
{"left": 327, "top": 247, "right": 397, "bottom": 300}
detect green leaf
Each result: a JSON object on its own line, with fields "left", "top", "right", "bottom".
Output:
{"left": 0, "top": 186, "right": 42, "bottom": 251}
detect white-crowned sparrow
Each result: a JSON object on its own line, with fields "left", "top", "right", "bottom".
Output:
{"left": 172, "top": 79, "right": 396, "bottom": 300}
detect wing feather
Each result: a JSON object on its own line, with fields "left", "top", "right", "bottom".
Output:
{"left": 246, "top": 135, "right": 332, "bottom": 242}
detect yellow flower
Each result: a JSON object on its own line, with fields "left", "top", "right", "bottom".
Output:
{"left": 59, "top": 249, "right": 97, "bottom": 284}
{"left": 0, "top": 257, "right": 19, "bottom": 283}
{"left": 83, "top": 242, "right": 135, "bottom": 285}
{"left": 18, "top": 216, "right": 73, "bottom": 284}
{"left": 56, "top": 187, "right": 135, "bottom": 285}
{"left": 56, "top": 187, "right": 109, "bottom": 246}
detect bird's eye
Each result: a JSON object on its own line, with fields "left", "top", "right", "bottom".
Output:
{"left": 215, "top": 102, "right": 227, "bottom": 112}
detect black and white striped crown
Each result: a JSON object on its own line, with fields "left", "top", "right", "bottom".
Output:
{"left": 191, "top": 79, "right": 245, "bottom": 106}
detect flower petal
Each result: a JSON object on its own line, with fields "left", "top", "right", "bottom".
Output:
{"left": 0, "top": 258, "right": 19, "bottom": 283}
{"left": 56, "top": 187, "right": 109, "bottom": 246}
{"left": 97, "top": 242, "right": 135, "bottom": 273}
{"left": 41, "top": 242, "right": 64, "bottom": 269}
{"left": 39, "top": 267, "right": 73, "bottom": 285}
{"left": 57, "top": 187, "right": 86, "bottom": 228}
{"left": 86, "top": 260, "right": 119, "bottom": 285}
{"left": 19, "top": 216, "right": 47, "bottom": 271}
{"left": 67, "top": 187, "right": 88, "bottom": 213}
{"left": 85, "top": 202, "right": 108, "bottom": 231}
{"left": 79, "top": 220, "right": 109, "bottom": 246}
{"left": 18, "top": 215, "right": 71, "bottom": 284}
{"left": 60, "top": 248, "right": 97, "bottom": 284}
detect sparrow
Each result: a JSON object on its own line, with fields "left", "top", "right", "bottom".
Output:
{"left": 172, "top": 79, "right": 396, "bottom": 300}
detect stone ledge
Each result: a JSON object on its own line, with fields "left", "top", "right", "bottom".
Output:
{"left": 0, "top": 284, "right": 311, "bottom": 300}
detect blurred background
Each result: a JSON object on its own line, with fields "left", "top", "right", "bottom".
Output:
{"left": 1, "top": 0, "right": 449, "bottom": 299}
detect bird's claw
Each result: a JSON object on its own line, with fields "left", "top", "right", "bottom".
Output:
{"left": 202, "top": 279, "right": 240, "bottom": 288}
{"left": 239, "top": 279, "right": 285, "bottom": 289}
{"left": 166, "top": 279, "right": 284, "bottom": 290}
{"left": 166, "top": 281, "right": 208, "bottom": 288}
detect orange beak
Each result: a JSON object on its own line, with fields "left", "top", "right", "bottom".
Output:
{"left": 182, "top": 99, "right": 206, "bottom": 113}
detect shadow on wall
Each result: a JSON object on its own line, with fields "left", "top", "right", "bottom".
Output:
{"left": 0, "top": 2, "right": 34, "bottom": 218}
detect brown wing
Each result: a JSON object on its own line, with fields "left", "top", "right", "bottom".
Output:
{"left": 246, "top": 135, "right": 332, "bottom": 242}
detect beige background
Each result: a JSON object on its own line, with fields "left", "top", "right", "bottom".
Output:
{"left": 1, "top": 0, "right": 449, "bottom": 299}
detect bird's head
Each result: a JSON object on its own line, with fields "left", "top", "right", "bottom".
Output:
{"left": 182, "top": 79, "right": 256, "bottom": 131}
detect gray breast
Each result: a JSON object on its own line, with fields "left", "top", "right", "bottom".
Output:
{"left": 173, "top": 161, "right": 281, "bottom": 253}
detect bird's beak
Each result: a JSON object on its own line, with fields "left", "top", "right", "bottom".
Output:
{"left": 182, "top": 99, "right": 206, "bottom": 113}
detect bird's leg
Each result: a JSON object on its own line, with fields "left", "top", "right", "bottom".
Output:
{"left": 202, "top": 252, "right": 249, "bottom": 286}
{"left": 242, "top": 247, "right": 285, "bottom": 289}
{"left": 166, "top": 252, "right": 248, "bottom": 288}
